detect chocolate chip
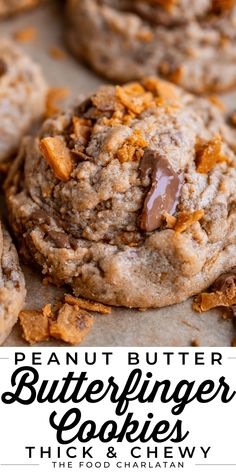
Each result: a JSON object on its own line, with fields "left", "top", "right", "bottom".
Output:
{"left": 0, "top": 59, "right": 7, "bottom": 78}
{"left": 76, "top": 98, "right": 93, "bottom": 117}
{"left": 139, "top": 150, "right": 183, "bottom": 232}
{"left": 69, "top": 236, "right": 78, "bottom": 250}
{"left": 30, "top": 209, "right": 51, "bottom": 225}
{"left": 45, "top": 231, "right": 71, "bottom": 249}
{"left": 212, "top": 269, "right": 236, "bottom": 293}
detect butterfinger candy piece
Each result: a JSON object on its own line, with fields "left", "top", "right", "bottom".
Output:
{"left": 64, "top": 293, "right": 112, "bottom": 314}
{"left": 42, "top": 303, "right": 55, "bottom": 319}
{"left": 195, "top": 135, "right": 227, "bottom": 174}
{"left": 19, "top": 309, "right": 50, "bottom": 345}
{"left": 143, "top": 77, "right": 180, "bottom": 101}
{"left": 50, "top": 303, "right": 94, "bottom": 345}
{"left": 174, "top": 210, "right": 204, "bottom": 233}
{"left": 40, "top": 137, "right": 73, "bottom": 182}
{"left": 117, "top": 130, "right": 147, "bottom": 163}
{"left": 193, "top": 291, "right": 236, "bottom": 313}
{"left": 162, "top": 212, "right": 177, "bottom": 229}
{"left": 193, "top": 270, "right": 236, "bottom": 313}
{"left": 115, "top": 83, "right": 155, "bottom": 115}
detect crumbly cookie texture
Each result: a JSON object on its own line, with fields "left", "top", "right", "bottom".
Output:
{"left": 101, "top": 0, "right": 236, "bottom": 26}
{"left": 5, "top": 77, "right": 236, "bottom": 308}
{"left": 0, "top": 224, "right": 26, "bottom": 345}
{"left": 0, "top": 0, "right": 44, "bottom": 17}
{"left": 0, "top": 38, "right": 47, "bottom": 163}
{"left": 66, "top": 0, "right": 236, "bottom": 93}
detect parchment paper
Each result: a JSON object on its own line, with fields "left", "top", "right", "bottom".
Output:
{"left": 1, "top": 1, "right": 236, "bottom": 346}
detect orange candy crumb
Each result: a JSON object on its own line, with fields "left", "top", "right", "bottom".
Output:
{"left": 40, "top": 137, "right": 73, "bottom": 182}
{"left": 174, "top": 210, "right": 204, "bottom": 233}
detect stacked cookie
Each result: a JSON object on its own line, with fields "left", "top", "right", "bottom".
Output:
{"left": 66, "top": 0, "right": 236, "bottom": 93}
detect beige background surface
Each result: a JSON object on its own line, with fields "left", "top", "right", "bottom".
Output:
{"left": 1, "top": 0, "right": 236, "bottom": 347}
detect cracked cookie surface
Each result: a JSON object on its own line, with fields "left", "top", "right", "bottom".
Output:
{"left": 5, "top": 77, "right": 236, "bottom": 308}
{"left": 66, "top": 0, "right": 236, "bottom": 94}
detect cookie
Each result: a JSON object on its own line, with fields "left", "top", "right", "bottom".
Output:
{"left": 0, "top": 224, "right": 26, "bottom": 345}
{"left": 66, "top": 0, "right": 236, "bottom": 93}
{"left": 5, "top": 77, "right": 236, "bottom": 308}
{"left": 99, "top": 0, "right": 215, "bottom": 26}
{"left": 0, "top": 0, "right": 44, "bottom": 17}
{"left": 0, "top": 38, "right": 47, "bottom": 163}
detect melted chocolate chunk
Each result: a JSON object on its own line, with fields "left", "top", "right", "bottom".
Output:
{"left": 139, "top": 150, "right": 182, "bottom": 232}
{"left": 212, "top": 269, "right": 236, "bottom": 293}
{"left": 0, "top": 59, "right": 7, "bottom": 78}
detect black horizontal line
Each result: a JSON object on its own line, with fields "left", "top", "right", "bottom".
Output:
{"left": 0, "top": 465, "right": 39, "bottom": 467}
{"left": 195, "top": 465, "right": 236, "bottom": 467}
{"left": 228, "top": 357, "right": 236, "bottom": 360}
{"left": 0, "top": 358, "right": 9, "bottom": 360}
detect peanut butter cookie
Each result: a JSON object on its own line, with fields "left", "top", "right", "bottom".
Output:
{"left": 0, "top": 38, "right": 47, "bottom": 163}
{"left": 66, "top": 0, "right": 236, "bottom": 93}
{"left": 5, "top": 78, "right": 236, "bottom": 308}
{"left": 0, "top": 225, "right": 26, "bottom": 345}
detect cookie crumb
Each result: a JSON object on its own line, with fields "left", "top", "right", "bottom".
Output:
{"left": 14, "top": 27, "right": 37, "bottom": 42}
{"left": 19, "top": 309, "right": 50, "bottom": 345}
{"left": 50, "top": 303, "right": 94, "bottom": 345}
{"left": 64, "top": 294, "right": 112, "bottom": 314}
{"left": 191, "top": 338, "right": 200, "bottom": 347}
{"left": 49, "top": 46, "right": 66, "bottom": 60}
